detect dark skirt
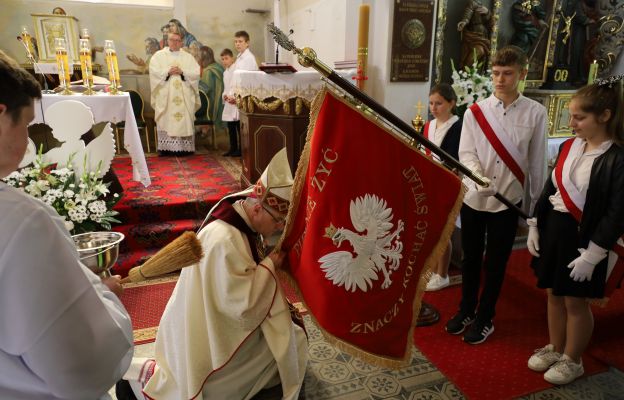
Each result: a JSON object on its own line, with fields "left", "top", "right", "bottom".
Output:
{"left": 535, "top": 209, "right": 607, "bottom": 298}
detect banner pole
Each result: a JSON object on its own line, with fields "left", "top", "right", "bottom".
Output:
{"left": 268, "top": 23, "right": 528, "bottom": 220}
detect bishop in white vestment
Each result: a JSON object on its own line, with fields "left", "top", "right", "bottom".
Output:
{"left": 124, "top": 149, "right": 308, "bottom": 400}
{"left": 149, "top": 32, "right": 200, "bottom": 154}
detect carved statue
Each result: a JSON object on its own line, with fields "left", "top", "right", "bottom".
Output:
{"left": 510, "top": 0, "right": 549, "bottom": 54}
{"left": 553, "top": 0, "right": 595, "bottom": 84}
{"left": 457, "top": 0, "right": 493, "bottom": 70}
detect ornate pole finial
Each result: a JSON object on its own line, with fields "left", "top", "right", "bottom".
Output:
{"left": 412, "top": 101, "right": 425, "bottom": 133}
{"left": 268, "top": 22, "right": 296, "bottom": 52}
{"left": 267, "top": 23, "right": 332, "bottom": 76}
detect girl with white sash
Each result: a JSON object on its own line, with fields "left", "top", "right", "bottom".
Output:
{"left": 526, "top": 78, "right": 624, "bottom": 385}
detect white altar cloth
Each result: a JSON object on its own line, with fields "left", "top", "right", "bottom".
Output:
{"left": 232, "top": 69, "right": 357, "bottom": 102}
{"left": 33, "top": 92, "right": 151, "bottom": 186}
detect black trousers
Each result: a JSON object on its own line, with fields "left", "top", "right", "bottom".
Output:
{"left": 459, "top": 203, "right": 519, "bottom": 323}
{"left": 227, "top": 120, "right": 240, "bottom": 152}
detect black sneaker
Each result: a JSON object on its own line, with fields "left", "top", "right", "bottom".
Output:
{"left": 445, "top": 312, "right": 475, "bottom": 335}
{"left": 463, "top": 320, "right": 494, "bottom": 344}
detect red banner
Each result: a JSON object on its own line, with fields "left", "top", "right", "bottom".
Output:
{"left": 281, "top": 89, "right": 463, "bottom": 366}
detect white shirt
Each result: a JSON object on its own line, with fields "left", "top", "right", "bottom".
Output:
{"left": 0, "top": 183, "right": 133, "bottom": 400}
{"left": 459, "top": 94, "right": 547, "bottom": 214}
{"left": 234, "top": 48, "right": 259, "bottom": 72}
{"left": 430, "top": 115, "right": 459, "bottom": 163}
{"left": 550, "top": 139, "right": 613, "bottom": 213}
{"left": 431, "top": 115, "right": 459, "bottom": 147}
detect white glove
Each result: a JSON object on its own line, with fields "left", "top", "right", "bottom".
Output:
{"left": 526, "top": 218, "right": 540, "bottom": 257}
{"left": 568, "top": 241, "right": 608, "bottom": 282}
{"left": 477, "top": 177, "right": 497, "bottom": 197}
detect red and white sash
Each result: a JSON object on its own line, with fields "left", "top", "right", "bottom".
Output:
{"left": 422, "top": 120, "right": 433, "bottom": 157}
{"left": 470, "top": 103, "right": 527, "bottom": 186}
{"left": 554, "top": 138, "right": 584, "bottom": 221}
{"left": 555, "top": 137, "right": 624, "bottom": 303}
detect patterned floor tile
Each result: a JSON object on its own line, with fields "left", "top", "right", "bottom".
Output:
{"left": 107, "top": 308, "right": 624, "bottom": 400}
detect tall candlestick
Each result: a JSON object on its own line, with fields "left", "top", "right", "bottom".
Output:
{"left": 588, "top": 60, "right": 598, "bottom": 84}
{"left": 104, "top": 40, "right": 121, "bottom": 95}
{"left": 54, "top": 38, "right": 73, "bottom": 95}
{"left": 517, "top": 63, "right": 529, "bottom": 94}
{"left": 356, "top": 4, "right": 370, "bottom": 91}
{"left": 20, "top": 27, "right": 36, "bottom": 63}
{"left": 80, "top": 39, "right": 95, "bottom": 95}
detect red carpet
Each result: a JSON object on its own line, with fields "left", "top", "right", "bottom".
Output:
{"left": 119, "top": 277, "right": 177, "bottom": 344}
{"left": 415, "top": 249, "right": 615, "bottom": 400}
{"left": 110, "top": 153, "right": 239, "bottom": 275}
{"left": 587, "top": 289, "right": 624, "bottom": 371}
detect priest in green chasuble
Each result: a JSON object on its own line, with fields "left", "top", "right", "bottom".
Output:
{"left": 149, "top": 32, "right": 200, "bottom": 154}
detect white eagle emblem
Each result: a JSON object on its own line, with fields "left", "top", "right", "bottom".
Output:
{"left": 318, "top": 194, "right": 404, "bottom": 292}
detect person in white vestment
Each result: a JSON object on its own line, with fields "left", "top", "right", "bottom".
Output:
{"left": 0, "top": 50, "right": 133, "bottom": 400}
{"left": 221, "top": 31, "right": 259, "bottom": 157}
{"left": 121, "top": 148, "right": 308, "bottom": 400}
{"left": 149, "top": 31, "right": 200, "bottom": 155}
{"left": 446, "top": 46, "right": 547, "bottom": 344}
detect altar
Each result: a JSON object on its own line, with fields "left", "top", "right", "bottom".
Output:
{"left": 233, "top": 69, "right": 355, "bottom": 185}
{"left": 33, "top": 92, "right": 151, "bottom": 186}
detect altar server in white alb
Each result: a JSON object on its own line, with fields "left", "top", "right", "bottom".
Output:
{"left": 0, "top": 50, "right": 133, "bottom": 400}
{"left": 149, "top": 31, "right": 200, "bottom": 155}
{"left": 221, "top": 30, "right": 259, "bottom": 157}
{"left": 122, "top": 149, "right": 308, "bottom": 400}
{"left": 446, "top": 46, "right": 547, "bottom": 345}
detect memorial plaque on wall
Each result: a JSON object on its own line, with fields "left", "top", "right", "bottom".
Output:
{"left": 390, "top": 0, "right": 434, "bottom": 82}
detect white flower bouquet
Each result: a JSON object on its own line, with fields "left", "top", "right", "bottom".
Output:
{"left": 2, "top": 153, "right": 121, "bottom": 234}
{"left": 451, "top": 57, "right": 493, "bottom": 118}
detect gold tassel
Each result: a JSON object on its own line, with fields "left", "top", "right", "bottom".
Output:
{"left": 121, "top": 231, "right": 204, "bottom": 284}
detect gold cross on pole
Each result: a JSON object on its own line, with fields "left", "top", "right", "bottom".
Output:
{"left": 415, "top": 100, "right": 424, "bottom": 116}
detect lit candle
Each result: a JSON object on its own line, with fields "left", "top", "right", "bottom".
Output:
{"left": 54, "top": 38, "right": 73, "bottom": 95}
{"left": 588, "top": 60, "right": 598, "bottom": 84}
{"left": 79, "top": 39, "right": 95, "bottom": 95}
{"left": 104, "top": 40, "right": 121, "bottom": 94}
{"left": 356, "top": 4, "right": 370, "bottom": 91}
{"left": 20, "top": 27, "right": 36, "bottom": 61}
{"left": 517, "top": 63, "right": 529, "bottom": 94}
{"left": 358, "top": 5, "right": 369, "bottom": 50}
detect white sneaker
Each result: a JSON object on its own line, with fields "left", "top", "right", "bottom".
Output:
{"left": 543, "top": 354, "right": 584, "bottom": 385}
{"left": 528, "top": 344, "right": 561, "bottom": 372}
{"left": 426, "top": 273, "right": 450, "bottom": 291}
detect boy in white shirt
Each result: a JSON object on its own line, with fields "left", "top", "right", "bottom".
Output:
{"left": 446, "top": 46, "right": 547, "bottom": 344}
{"left": 221, "top": 31, "right": 259, "bottom": 157}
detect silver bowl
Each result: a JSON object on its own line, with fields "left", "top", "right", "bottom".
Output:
{"left": 72, "top": 231, "right": 125, "bottom": 277}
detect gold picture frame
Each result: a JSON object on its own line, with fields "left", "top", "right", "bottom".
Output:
{"left": 31, "top": 14, "right": 80, "bottom": 63}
